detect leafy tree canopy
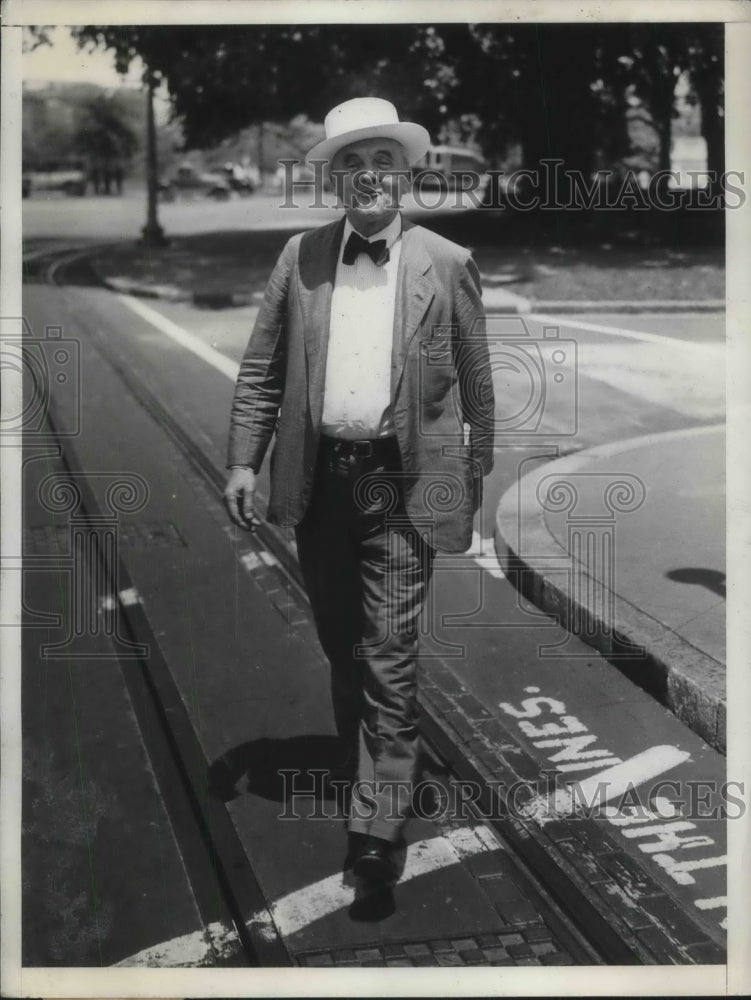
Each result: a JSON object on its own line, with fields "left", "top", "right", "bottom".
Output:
{"left": 70, "top": 23, "right": 723, "bottom": 175}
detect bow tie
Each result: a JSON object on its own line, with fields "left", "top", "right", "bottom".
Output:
{"left": 342, "top": 230, "right": 390, "bottom": 267}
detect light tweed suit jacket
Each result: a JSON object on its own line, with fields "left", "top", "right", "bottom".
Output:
{"left": 227, "top": 216, "right": 495, "bottom": 552}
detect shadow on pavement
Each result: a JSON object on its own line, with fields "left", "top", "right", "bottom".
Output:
{"left": 207, "top": 734, "right": 344, "bottom": 803}
{"left": 666, "top": 567, "right": 726, "bottom": 599}
{"left": 349, "top": 885, "right": 397, "bottom": 922}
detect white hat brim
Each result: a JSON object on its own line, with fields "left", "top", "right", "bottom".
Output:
{"left": 306, "top": 121, "right": 431, "bottom": 167}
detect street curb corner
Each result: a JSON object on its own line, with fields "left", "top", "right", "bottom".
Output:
{"left": 493, "top": 433, "right": 726, "bottom": 754}
{"left": 529, "top": 299, "right": 726, "bottom": 314}
{"left": 100, "top": 274, "right": 192, "bottom": 302}
{"left": 482, "top": 287, "right": 532, "bottom": 314}
{"left": 98, "top": 273, "right": 258, "bottom": 310}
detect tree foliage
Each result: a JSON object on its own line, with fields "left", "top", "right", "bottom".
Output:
{"left": 71, "top": 22, "right": 724, "bottom": 177}
{"left": 74, "top": 93, "right": 139, "bottom": 165}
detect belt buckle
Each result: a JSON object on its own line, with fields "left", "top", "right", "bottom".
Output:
{"left": 352, "top": 440, "right": 373, "bottom": 459}
{"left": 329, "top": 439, "right": 353, "bottom": 474}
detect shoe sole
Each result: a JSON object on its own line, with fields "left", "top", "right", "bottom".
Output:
{"left": 353, "top": 853, "right": 397, "bottom": 884}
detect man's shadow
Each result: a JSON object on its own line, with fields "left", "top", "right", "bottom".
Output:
{"left": 206, "top": 734, "right": 344, "bottom": 803}
{"left": 206, "top": 734, "right": 442, "bottom": 922}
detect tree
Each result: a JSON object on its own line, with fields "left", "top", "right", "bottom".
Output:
{"left": 74, "top": 94, "right": 138, "bottom": 178}
{"left": 70, "top": 24, "right": 450, "bottom": 148}
{"left": 71, "top": 23, "right": 723, "bottom": 209}
{"left": 680, "top": 25, "right": 724, "bottom": 182}
{"left": 22, "top": 25, "right": 54, "bottom": 52}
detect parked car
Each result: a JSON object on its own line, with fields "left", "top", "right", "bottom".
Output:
{"left": 218, "top": 161, "right": 260, "bottom": 194}
{"left": 157, "top": 174, "right": 176, "bottom": 202}
{"left": 22, "top": 160, "right": 87, "bottom": 198}
{"left": 411, "top": 145, "right": 488, "bottom": 191}
{"left": 162, "top": 163, "right": 231, "bottom": 200}
{"left": 275, "top": 160, "right": 333, "bottom": 194}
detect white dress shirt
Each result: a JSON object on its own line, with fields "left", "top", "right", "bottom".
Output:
{"left": 321, "top": 214, "right": 403, "bottom": 439}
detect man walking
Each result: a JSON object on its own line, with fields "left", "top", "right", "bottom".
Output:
{"left": 225, "top": 98, "right": 494, "bottom": 883}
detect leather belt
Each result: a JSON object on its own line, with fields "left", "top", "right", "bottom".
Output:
{"left": 319, "top": 435, "right": 399, "bottom": 468}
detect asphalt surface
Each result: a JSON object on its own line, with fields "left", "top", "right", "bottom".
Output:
{"left": 14, "top": 242, "right": 729, "bottom": 970}
{"left": 21, "top": 186, "right": 490, "bottom": 243}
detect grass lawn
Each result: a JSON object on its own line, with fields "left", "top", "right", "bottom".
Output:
{"left": 475, "top": 244, "right": 724, "bottom": 302}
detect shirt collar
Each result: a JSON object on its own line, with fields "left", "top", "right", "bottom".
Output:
{"left": 342, "top": 213, "right": 403, "bottom": 253}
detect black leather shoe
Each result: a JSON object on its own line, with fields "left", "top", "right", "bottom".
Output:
{"left": 343, "top": 831, "right": 368, "bottom": 871}
{"left": 352, "top": 835, "right": 397, "bottom": 883}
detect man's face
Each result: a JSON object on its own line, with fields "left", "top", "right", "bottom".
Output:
{"left": 330, "top": 137, "right": 410, "bottom": 232}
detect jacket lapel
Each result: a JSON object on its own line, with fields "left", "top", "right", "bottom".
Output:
{"left": 297, "top": 217, "right": 344, "bottom": 423}
{"left": 391, "top": 221, "right": 435, "bottom": 398}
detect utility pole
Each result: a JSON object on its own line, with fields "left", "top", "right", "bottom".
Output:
{"left": 257, "top": 121, "right": 264, "bottom": 191}
{"left": 141, "top": 70, "right": 167, "bottom": 246}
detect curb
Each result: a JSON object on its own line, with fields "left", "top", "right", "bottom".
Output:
{"left": 530, "top": 300, "right": 725, "bottom": 314}
{"left": 102, "top": 272, "right": 534, "bottom": 315}
{"left": 493, "top": 427, "right": 726, "bottom": 754}
{"left": 99, "top": 275, "right": 724, "bottom": 318}
{"left": 98, "top": 274, "right": 259, "bottom": 309}
{"left": 482, "top": 287, "right": 532, "bottom": 314}
{"left": 100, "top": 275, "right": 192, "bottom": 302}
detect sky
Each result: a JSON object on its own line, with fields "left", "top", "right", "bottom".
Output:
{"left": 23, "top": 26, "right": 172, "bottom": 121}
{"left": 23, "top": 26, "right": 144, "bottom": 88}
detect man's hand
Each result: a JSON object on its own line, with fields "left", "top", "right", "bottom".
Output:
{"left": 224, "top": 466, "right": 260, "bottom": 531}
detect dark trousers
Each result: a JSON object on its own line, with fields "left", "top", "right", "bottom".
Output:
{"left": 295, "top": 437, "right": 435, "bottom": 841}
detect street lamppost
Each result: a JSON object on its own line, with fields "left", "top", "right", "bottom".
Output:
{"left": 141, "top": 70, "right": 167, "bottom": 246}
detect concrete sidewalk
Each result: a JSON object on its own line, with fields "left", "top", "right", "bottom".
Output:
{"left": 494, "top": 425, "right": 726, "bottom": 752}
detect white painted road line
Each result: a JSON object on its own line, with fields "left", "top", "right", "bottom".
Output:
{"left": 116, "top": 827, "right": 501, "bottom": 962}
{"left": 263, "top": 825, "right": 496, "bottom": 938}
{"left": 115, "top": 292, "right": 241, "bottom": 381}
{"left": 117, "top": 293, "right": 724, "bottom": 408}
{"left": 520, "top": 744, "right": 691, "bottom": 823}
{"left": 574, "top": 745, "right": 691, "bottom": 806}
{"left": 119, "top": 586, "right": 143, "bottom": 607}
{"left": 114, "top": 920, "right": 240, "bottom": 967}
{"left": 467, "top": 530, "right": 506, "bottom": 579}
{"left": 529, "top": 311, "right": 725, "bottom": 356}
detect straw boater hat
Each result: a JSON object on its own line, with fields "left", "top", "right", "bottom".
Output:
{"left": 306, "top": 97, "right": 431, "bottom": 167}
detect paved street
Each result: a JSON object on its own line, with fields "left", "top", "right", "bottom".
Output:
{"left": 15, "top": 197, "right": 729, "bottom": 968}
{"left": 22, "top": 185, "right": 489, "bottom": 243}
